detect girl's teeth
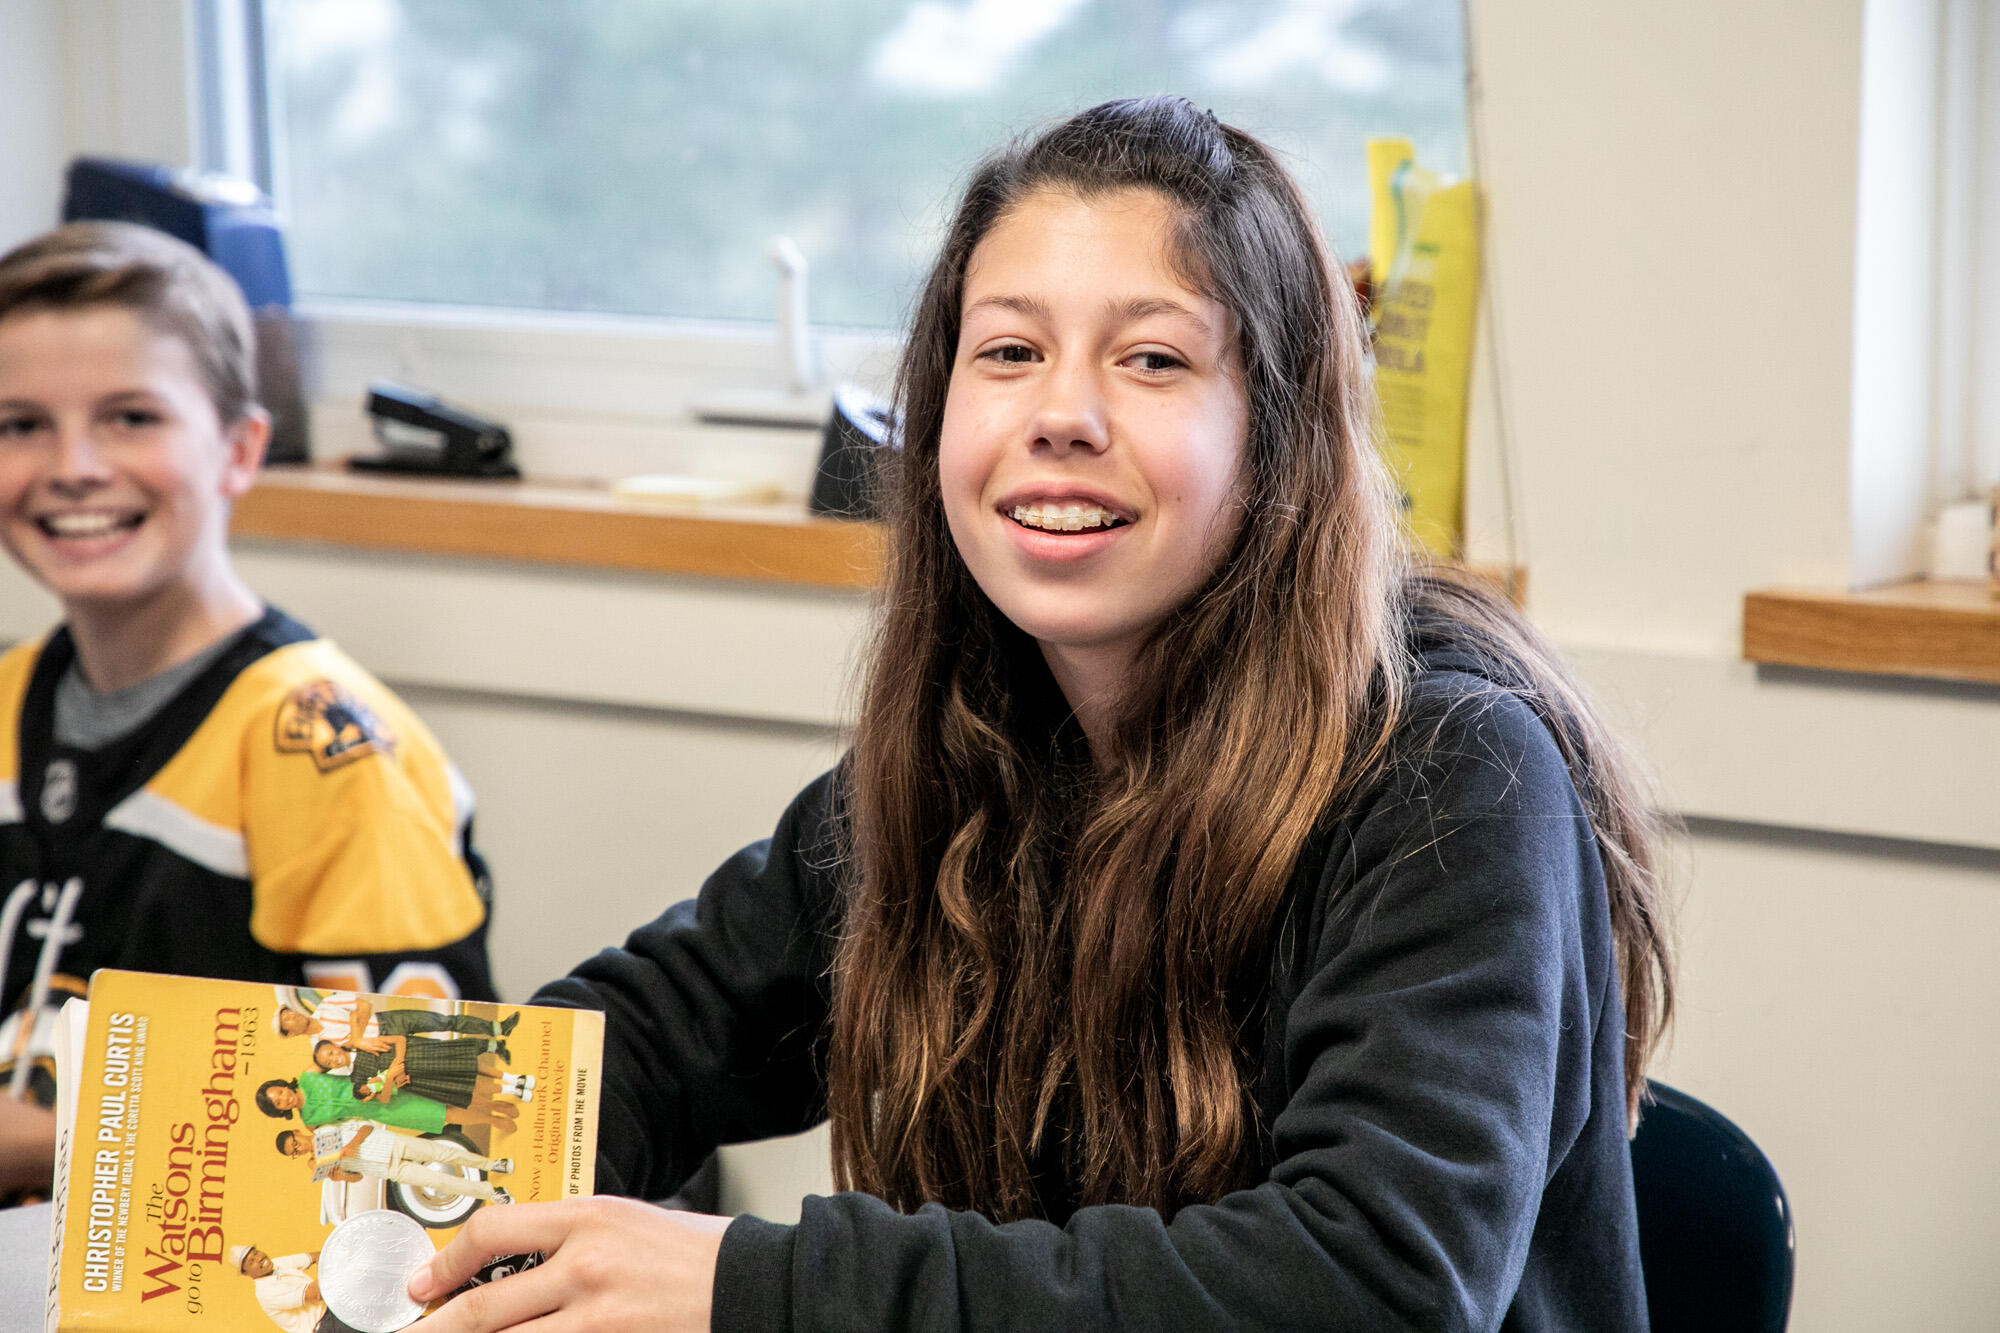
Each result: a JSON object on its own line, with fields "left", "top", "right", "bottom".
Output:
{"left": 1010, "top": 503, "right": 1121, "bottom": 532}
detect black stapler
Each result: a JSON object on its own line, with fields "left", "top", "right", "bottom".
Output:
{"left": 350, "top": 381, "right": 521, "bottom": 479}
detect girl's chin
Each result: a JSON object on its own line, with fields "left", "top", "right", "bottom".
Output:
{"left": 1020, "top": 622, "right": 1149, "bottom": 664}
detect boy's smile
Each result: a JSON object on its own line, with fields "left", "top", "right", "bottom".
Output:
{"left": 0, "top": 305, "right": 263, "bottom": 670}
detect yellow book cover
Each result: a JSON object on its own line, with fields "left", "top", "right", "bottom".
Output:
{"left": 45, "top": 970, "right": 602, "bottom": 1331}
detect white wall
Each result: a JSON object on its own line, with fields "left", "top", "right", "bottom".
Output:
{"left": 1465, "top": 0, "right": 1867, "bottom": 652}
{"left": 1663, "top": 823, "right": 2000, "bottom": 1326}
{"left": 1469, "top": 4, "right": 1999, "bottom": 1330}
{"left": 2, "top": 3, "right": 1996, "bottom": 1328}
{"left": 0, "top": 0, "right": 67, "bottom": 247}
{"left": 0, "top": 0, "right": 198, "bottom": 252}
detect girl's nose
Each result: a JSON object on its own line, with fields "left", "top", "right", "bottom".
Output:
{"left": 1029, "top": 364, "right": 1110, "bottom": 456}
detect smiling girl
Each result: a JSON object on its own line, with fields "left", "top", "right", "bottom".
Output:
{"left": 417, "top": 97, "right": 1675, "bottom": 1332}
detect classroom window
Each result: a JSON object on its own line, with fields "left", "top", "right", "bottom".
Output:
{"left": 1936, "top": 0, "right": 2000, "bottom": 509}
{"left": 260, "top": 0, "right": 1467, "bottom": 329}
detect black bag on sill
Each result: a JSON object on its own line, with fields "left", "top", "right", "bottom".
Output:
{"left": 809, "top": 384, "right": 897, "bottom": 522}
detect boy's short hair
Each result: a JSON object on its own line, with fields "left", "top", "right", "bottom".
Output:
{"left": 0, "top": 220, "right": 258, "bottom": 423}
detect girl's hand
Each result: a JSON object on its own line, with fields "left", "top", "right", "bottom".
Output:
{"left": 408, "top": 1198, "right": 729, "bottom": 1332}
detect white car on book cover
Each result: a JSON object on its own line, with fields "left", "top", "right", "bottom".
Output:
{"left": 318, "top": 1125, "right": 492, "bottom": 1230}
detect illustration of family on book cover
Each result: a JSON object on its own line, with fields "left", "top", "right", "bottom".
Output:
{"left": 46, "top": 969, "right": 604, "bottom": 1332}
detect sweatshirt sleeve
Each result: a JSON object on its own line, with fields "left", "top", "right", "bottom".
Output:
{"left": 530, "top": 770, "right": 845, "bottom": 1201}
{"left": 714, "top": 682, "right": 1612, "bottom": 1333}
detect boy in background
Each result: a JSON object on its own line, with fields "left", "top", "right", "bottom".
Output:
{"left": 0, "top": 221, "right": 497, "bottom": 1195}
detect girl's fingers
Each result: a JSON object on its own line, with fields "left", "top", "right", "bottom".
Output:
{"left": 404, "top": 1199, "right": 721, "bottom": 1333}
{"left": 410, "top": 1200, "right": 580, "bottom": 1301}
{"left": 408, "top": 1251, "right": 566, "bottom": 1333}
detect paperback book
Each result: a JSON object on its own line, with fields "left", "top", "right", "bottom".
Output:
{"left": 43, "top": 969, "right": 602, "bottom": 1331}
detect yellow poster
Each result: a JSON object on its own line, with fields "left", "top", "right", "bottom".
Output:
{"left": 1368, "top": 137, "right": 1481, "bottom": 559}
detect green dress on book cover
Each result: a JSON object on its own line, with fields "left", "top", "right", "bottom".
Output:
{"left": 298, "top": 1068, "right": 449, "bottom": 1133}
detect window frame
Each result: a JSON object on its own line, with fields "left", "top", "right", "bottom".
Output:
{"left": 191, "top": 0, "right": 900, "bottom": 477}
{"left": 191, "top": 0, "right": 1991, "bottom": 560}
{"left": 1934, "top": 0, "right": 2000, "bottom": 510}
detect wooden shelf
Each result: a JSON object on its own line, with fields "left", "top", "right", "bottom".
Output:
{"left": 233, "top": 466, "right": 1526, "bottom": 606}
{"left": 231, "top": 465, "right": 884, "bottom": 589}
{"left": 1742, "top": 580, "right": 2000, "bottom": 684}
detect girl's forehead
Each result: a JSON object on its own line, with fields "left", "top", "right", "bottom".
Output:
{"left": 961, "top": 188, "right": 1227, "bottom": 325}
{"left": 971, "top": 189, "right": 1175, "bottom": 274}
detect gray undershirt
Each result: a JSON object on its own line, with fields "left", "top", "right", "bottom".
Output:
{"left": 52, "top": 635, "right": 237, "bottom": 751}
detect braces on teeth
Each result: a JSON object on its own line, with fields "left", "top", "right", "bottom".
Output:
{"left": 1010, "top": 504, "right": 1124, "bottom": 531}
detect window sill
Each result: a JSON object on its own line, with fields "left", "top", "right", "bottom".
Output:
{"left": 1742, "top": 579, "right": 2000, "bottom": 685}
{"left": 231, "top": 464, "right": 883, "bottom": 589}
{"left": 232, "top": 465, "right": 1528, "bottom": 605}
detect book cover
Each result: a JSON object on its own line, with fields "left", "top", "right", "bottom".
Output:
{"left": 45, "top": 970, "right": 602, "bottom": 1331}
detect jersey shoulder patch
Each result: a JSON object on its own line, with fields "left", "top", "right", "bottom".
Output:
{"left": 273, "top": 678, "right": 398, "bottom": 773}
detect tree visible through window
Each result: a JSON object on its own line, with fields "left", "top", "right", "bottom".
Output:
{"left": 268, "top": 0, "right": 1465, "bottom": 328}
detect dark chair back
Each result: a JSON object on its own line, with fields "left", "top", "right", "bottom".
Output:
{"left": 1630, "top": 1080, "right": 1794, "bottom": 1333}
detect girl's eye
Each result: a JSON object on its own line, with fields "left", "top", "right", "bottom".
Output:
{"left": 0, "top": 416, "right": 43, "bottom": 440}
{"left": 979, "top": 343, "right": 1038, "bottom": 366}
{"left": 1127, "top": 350, "right": 1185, "bottom": 373}
{"left": 109, "top": 408, "right": 163, "bottom": 430}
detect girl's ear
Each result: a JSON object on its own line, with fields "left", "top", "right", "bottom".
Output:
{"left": 221, "top": 407, "right": 271, "bottom": 497}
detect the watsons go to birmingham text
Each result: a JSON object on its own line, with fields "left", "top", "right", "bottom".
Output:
{"left": 85, "top": 1003, "right": 261, "bottom": 1314}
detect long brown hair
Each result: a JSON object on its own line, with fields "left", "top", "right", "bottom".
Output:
{"left": 829, "top": 97, "right": 1673, "bottom": 1221}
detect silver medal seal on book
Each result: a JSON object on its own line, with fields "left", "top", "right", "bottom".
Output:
{"left": 319, "top": 1209, "right": 436, "bottom": 1332}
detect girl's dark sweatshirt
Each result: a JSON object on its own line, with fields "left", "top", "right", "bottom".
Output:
{"left": 533, "top": 654, "right": 1649, "bottom": 1332}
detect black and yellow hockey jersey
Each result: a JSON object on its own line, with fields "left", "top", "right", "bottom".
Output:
{"left": 0, "top": 607, "right": 496, "bottom": 1102}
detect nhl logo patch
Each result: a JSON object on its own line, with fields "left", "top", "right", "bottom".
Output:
{"left": 274, "top": 679, "right": 397, "bottom": 772}
{"left": 40, "top": 757, "right": 77, "bottom": 823}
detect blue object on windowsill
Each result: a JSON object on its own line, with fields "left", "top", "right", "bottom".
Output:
{"left": 63, "top": 157, "right": 293, "bottom": 307}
